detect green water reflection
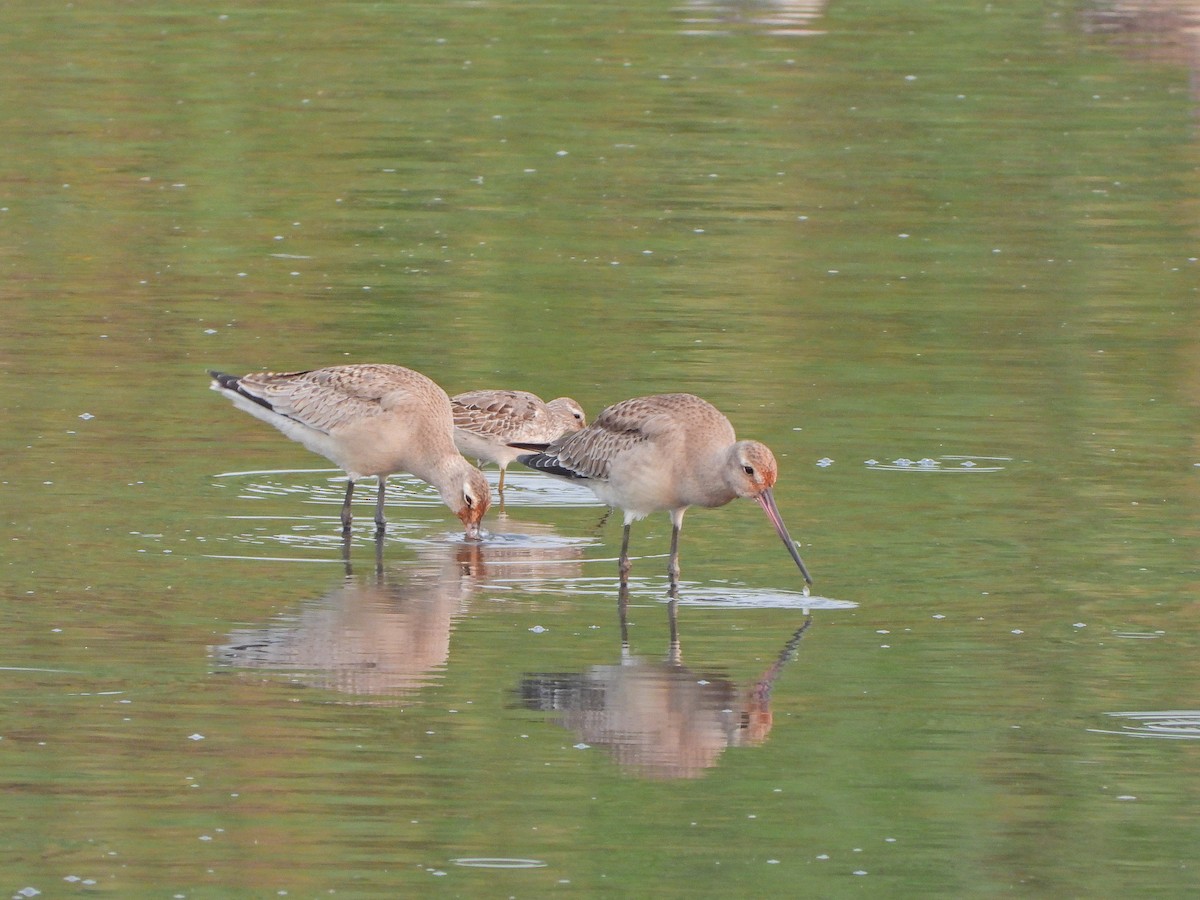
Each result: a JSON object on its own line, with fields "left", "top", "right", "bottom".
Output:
{"left": 1, "top": 0, "right": 1197, "bottom": 895}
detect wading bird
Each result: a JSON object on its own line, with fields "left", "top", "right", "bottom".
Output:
{"left": 515, "top": 393, "right": 812, "bottom": 585}
{"left": 209, "top": 364, "right": 491, "bottom": 538}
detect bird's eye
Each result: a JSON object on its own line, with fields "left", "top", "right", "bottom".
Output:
{"left": 743, "top": 465, "right": 755, "bottom": 476}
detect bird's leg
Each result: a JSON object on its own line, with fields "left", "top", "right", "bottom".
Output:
{"left": 618, "top": 522, "right": 633, "bottom": 585}
{"left": 667, "top": 511, "right": 684, "bottom": 586}
{"left": 497, "top": 466, "right": 507, "bottom": 494}
{"left": 374, "top": 477, "right": 388, "bottom": 532}
{"left": 341, "top": 480, "right": 355, "bottom": 533}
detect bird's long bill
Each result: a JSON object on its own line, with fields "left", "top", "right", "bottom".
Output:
{"left": 755, "top": 489, "right": 813, "bottom": 585}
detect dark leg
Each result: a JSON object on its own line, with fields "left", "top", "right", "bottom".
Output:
{"left": 341, "top": 480, "right": 355, "bottom": 532}
{"left": 667, "top": 520, "right": 682, "bottom": 586}
{"left": 497, "top": 466, "right": 507, "bottom": 494}
{"left": 374, "top": 476, "right": 387, "bottom": 532}
{"left": 618, "top": 522, "right": 633, "bottom": 585}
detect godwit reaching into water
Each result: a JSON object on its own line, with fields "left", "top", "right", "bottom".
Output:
{"left": 209, "top": 364, "right": 491, "bottom": 538}
{"left": 452, "top": 389, "right": 586, "bottom": 493}
{"left": 515, "top": 393, "right": 812, "bottom": 585}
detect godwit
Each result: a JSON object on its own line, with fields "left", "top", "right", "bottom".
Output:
{"left": 208, "top": 364, "right": 491, "bottom": 538}
{"left": 451, "top": 389, "right": 586, "bottom": 493}
{"left": 515, "top": 393, "right": 812, "bottom": 585}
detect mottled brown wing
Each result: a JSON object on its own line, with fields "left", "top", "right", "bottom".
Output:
{"left": 451, "top": 390, "right": 542, "bottom": 440}
{"left": 236, "top": 365, "right": 421, "bottom": 435}
{"left": 541, "top": 395, "right": 686, "bottom": 481}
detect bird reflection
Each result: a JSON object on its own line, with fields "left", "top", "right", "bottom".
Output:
{"left": 517, "top": 586, "right": 812, "bottom": 779}
{"left": 214, "top": 525, "right": 585, "bottom": 703}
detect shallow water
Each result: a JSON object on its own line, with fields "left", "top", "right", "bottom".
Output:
{"left": 2, "top": 0, "right": 1198, "bottom": 896}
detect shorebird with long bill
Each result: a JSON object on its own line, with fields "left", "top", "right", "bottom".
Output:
{"left": 514, "top": 393, "right": 812, "bottom": 585}
{"left": 451, "top": 389, "right": 586, "bottom": 494}
{"left": 209, "top": 364, "right": 491, "bottom": 539}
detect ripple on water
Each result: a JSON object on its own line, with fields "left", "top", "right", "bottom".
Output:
{"left": 1088, "top": 710, "right": 1200, "bottom": 740}
{"left": 508, "top": 574, "right": 856, "bottom": 611}
{"left": 450, "top": 858, "right": 548, "bottom": 869}
{"left": 863, "top": 455, "right": 1010, "bottom": 473}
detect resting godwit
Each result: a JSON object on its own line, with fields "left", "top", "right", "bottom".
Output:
{"left": 451, "top": 389, "right": 586, "bottom": 493}
{"left": 208, "top": 364, "right": 491, "bottom": 538}
{"left": 515, "top": 393, "right": 812, "bottom": 585}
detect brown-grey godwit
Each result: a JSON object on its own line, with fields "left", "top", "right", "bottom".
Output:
{"left": 451, "top": 389, "right": 586, "bottom": 493}
{"left": 515, "top": 393, "right": 812, "bottom": 585}
{"left": 209, "top": 364, "right": 491, "bottom": 538}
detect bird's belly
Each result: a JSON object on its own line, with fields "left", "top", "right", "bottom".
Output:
{"left": 591, "top": 464, "right": 680, "bottom": 519}
{"left": 453, "top": 428, "right": 515, "bottom": 466}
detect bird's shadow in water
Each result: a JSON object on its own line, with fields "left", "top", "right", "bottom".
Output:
{"left": 212, "top": 534, "right": 479, "bottom": 703}
{"left": 516, "top": 583, "right": 813, "bottom": 780}
{"left": 212, "top": 522, "right": 590, "bottom": 703}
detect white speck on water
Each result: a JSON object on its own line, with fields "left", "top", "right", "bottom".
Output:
{"left": 1012, "top": 629, "right": 1024, "bottom": 635}
{"left": 199, "top": 834, "right": 213, "bottom": 841}
{"left": 885, "top": 837, "right": 897, "bottom": 843}
{"left": 853, "top": 869, "right": 868, "bottom": 876}
{"left": 204, "top": 328, "right": 218, "bottom": 334}
{"left": 188, "top": 733, "right": 205, "bottom": 741}
{"left": 529, "top": 625, "right": 547, "bottom": 634}
{"left": 78, "top": 413, "right": 94, "bottom": 421}
{"left": 816, "top": 457, "right": 833, "bottom": 467}
{"left": 574, "top": 742, "right": 590, "bottom": 750}
{"left": 1073, "top": 622, "right": 1087, "bottom": 628}
{"left": 16, "top": 889, "right": 41, "bottom": 898}
{"left": 932, "top": 614, "right": 945, "bottom": 619}
{"left": 816, "top": 854, "right": 829, "bottom": 860}
{"left": 1117, "top": 795, "right": 1137, "bottom": 801}
{"left": 865, "top": 459, "right": 879, "bottom": 466}
{"left": 556, "top": 150, "right": 568, "bottom": 156}
{"left": 876, "top": 630, "right": 890, "bottom": 634}
{"left": 767, "top": 859, "right": 780, "bottom": 864}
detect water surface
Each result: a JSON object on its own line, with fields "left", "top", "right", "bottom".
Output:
{"left": 1, "top": 0, "right": 1197, "bottom": 895}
